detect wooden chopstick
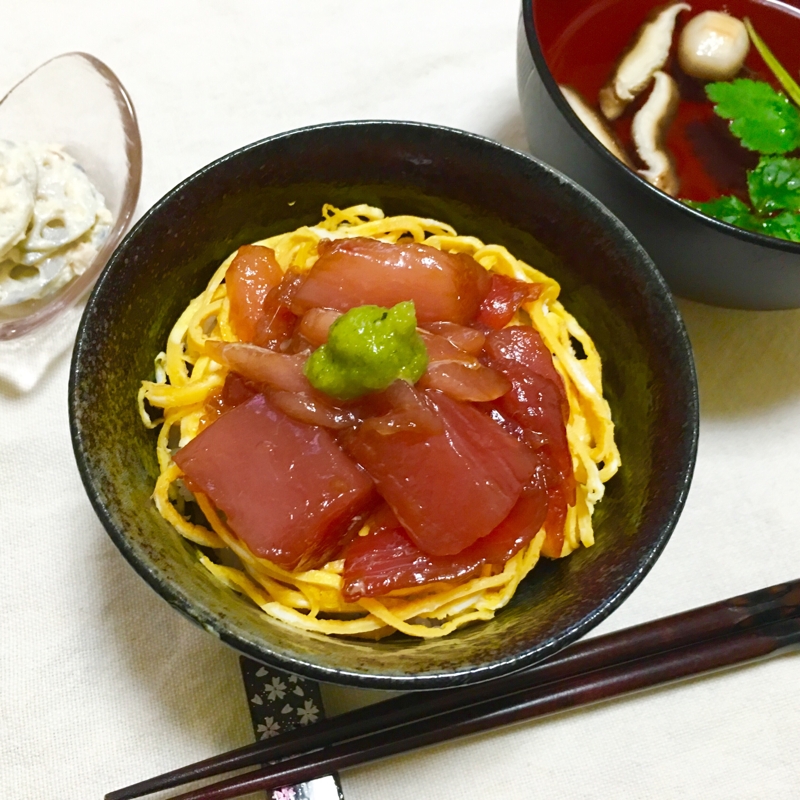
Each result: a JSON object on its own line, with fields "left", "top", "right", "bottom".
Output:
{"left": 106, "top": 579, "right": 800, "bottom": 800}
{"left": 168, "top": 615, "right": 800, "bottom": 800}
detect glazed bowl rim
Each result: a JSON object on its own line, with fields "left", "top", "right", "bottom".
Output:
{"left": 70, "top": 118, "right": 699, "bottom": 688}
{"left": 520, "top": 0, "right": 800, "bottom": 259}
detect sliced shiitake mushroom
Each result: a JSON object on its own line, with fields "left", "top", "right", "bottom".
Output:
{"left": 599, "top": 3, "right": 691, "bottom": 121}
{"left": 632, "top": 70, "right": 680, "bottom": 195}
{"left": 560, "top": 86, "right": 634, "bottom": 168}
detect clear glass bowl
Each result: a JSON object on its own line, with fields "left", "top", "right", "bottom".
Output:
{"left": 0, "top": 52, "right": 141, "bottom": 340}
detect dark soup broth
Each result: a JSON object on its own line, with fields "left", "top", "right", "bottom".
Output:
{"left": 536, "top": 0, "right": 800, "bottom": 203}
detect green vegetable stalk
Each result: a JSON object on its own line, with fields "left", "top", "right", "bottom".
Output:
{"left": 744, "top": 18, "right": 800, "bottom": 108}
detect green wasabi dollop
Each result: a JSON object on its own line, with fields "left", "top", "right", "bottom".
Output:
{"left": 304, "top": 301, "right": 428, "bottom": 400}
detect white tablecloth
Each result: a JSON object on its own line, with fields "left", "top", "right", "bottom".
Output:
{"left": 2, "top": 2, "right": 799, "bottom": 798}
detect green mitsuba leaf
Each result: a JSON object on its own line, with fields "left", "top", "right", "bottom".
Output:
{"left": 747, "top": 156, "right": 800, "bottom": 214}
{"left": 706, "top": 79, "right": 800, "bottom": 154}
{"left": 758, "top": 211, "right": 800, "bottom": 242}
{"left": 685, "top": 196, "right": 800, "bottom": 243}
{"left": 684, "top": 196, "right": 762, "bottom": 230}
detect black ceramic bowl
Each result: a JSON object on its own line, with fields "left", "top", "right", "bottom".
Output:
{"left": 69, "top": 121, "right": 697, "bottom": 690}
{"left": 518, "top": 0, "right": 800, "bottom": 309}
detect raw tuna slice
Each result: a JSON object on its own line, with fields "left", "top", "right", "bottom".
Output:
{"left": 252, "top": 269, "right": 304, "bottom": 352}
{"left": 292, "top": 238, "right": 492, "bottom": 325}
{"left": 475, "top": 273, "right": 542, "bottom": 330}
{"left": 341, "top": 387, "right": 536, "bottom": 556}
{"left": 202, "top": 372, "right": 259, "bottom": 424}
{"left": 342, "top": 468, "right": 548, "bottom": 600}
{"left": 482, "top": 326, "right": 572, "bottom": 484}
{"left": 423, "top": 321, "right": 485, "bottom": 354}
{"left": 174, "top": 394, "right": 373, "bottom": 570}
{"left": 416, "top": 329, "right": 510, "bottom": 402}
{"left": 482, "top": 326, "right": 576, "bottom": 557}
{"left": 226, "top": 245, "right": 284, "bottom": 343}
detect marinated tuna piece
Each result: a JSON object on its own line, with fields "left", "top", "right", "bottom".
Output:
{"left": 540, "top": 483, "right": 569, "bottom": 559}
{"left": 417, "top": 329, "right": 511, "bottom": 402}
{"left": 342, "top": 387, "right": 537, "bottom": 556}
{"left": 204, "top": 342, "right": 361, "bottom": 430}
{"left": 486, "top": 467, "right": 550, "bottom": 562}
{"left": 342, "top": 524, "right": 465, "bottom": 600}
{"left": 298, "top": 307, "right": 341, "bottom": 346}
{"left": 483, "top": 326, "right": 569, "bottom": 434}
{"left": 226, "top": 245, "right": 284, "bottom": 343}
{"left": 205, "top": 340, "right": 308, "bottom": 393}
{"left": 174, "top": 394, "right": 374, "bottom": 570}
{"left": 418, "top": 359, "right": 511, "bottom": 403}
{"left": 252, "top": 293, "right": 297, "bottom": 351}
{"left": 355, "top": 380, "right": 444, "bottom": 438}
{"left": 292, "top": 237, "right": 492, "bottom": 325}
{"left": 267, "top": 390, "right": 360, "bottom": 430}
{"left": 424, "top": 321, "right": 486, "bottom": 354}
{"left": 475, "top": 273, "right": 543, "bottom": 330}
{"left": 482, "top": 326, "right": 576, "bottom": 556}
{"left": 202, "top": 372, "right": 259, "bottom": 422}
{"left": 252, "top": 269, "right": 305, "bottom": 351}
{"left": 418, "top": 328, "right": 478, "bottom": 363}
{"left": 342, "top": 469, "right": 548, "bottom": 600}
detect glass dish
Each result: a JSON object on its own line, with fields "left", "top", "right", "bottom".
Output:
{"left": 0, "top": 52, "right": 141, "bottom": 341}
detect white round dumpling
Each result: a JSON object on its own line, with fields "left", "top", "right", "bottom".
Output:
{"left": 22, "top": 143, "right": 99, "bottom": 254}
{"left": 678, "top": 12, "right": 749, "bottom": 82}
{"left": 0, "top": 141, "right": 36, "bottom": 260}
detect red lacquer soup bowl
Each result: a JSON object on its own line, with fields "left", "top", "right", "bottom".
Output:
{"left": 518, "top": 0, "right": 800, "bottom": 308}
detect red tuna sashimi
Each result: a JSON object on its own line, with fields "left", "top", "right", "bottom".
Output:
{"left": 341, "top": 387, "right": 536, "bottom": 556}
{"left": 354, "top": 380, "right": 443, "bottom": 438}
{"left": 252, "top": 269, "right": 304, "bottom": 352}
{"left": 174, "top": 394, "right": 373, "bottom": 570}
{"left": 482, "top": 326, "right": 571, "bottom": 479}
{"left": 298, "top": 307, "right": 341, "bottom": 346}
{"left": 266, "top": 390, "right": 361, "bottom": 430}
{"left": 205, "top": 340, "right": 308, "bottom": 393}
{"left": 226, "top": 245, "right": 284, "bottom": 343}
{"left": 202, "top": 372, "right": 259, "bottom": 426}
{"left": 292, "top": 238, "right": 492, "bottom": 325}
{"left": 202, "top": 365, "right": 358, "bottom": 431}
{"left": 424, "top": 321, "right": 485, "bottom": 355}
{"left": 204, "top": 342, "right": 361, "bottom": 429}
{"left": 342, "top": 469, "right": 548, "bottom": 600}
{"left": 416, "top": 329, "right": 511, "bottom": 403}
{"left": 475, "top": 273, "right": 542, "bottom": 331}
{"left": 482, "top": 326, "right": 575, "bottom": 557}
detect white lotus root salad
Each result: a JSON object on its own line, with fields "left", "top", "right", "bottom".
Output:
{"left": 0, "top": 140, "right": 111, "bottom": 307}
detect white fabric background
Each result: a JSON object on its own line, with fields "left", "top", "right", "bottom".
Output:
{"left": 1, "top": 1, "right": 799, "bottom": 798}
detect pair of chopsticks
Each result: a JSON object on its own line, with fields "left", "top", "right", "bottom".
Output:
{"left": 107, "top": 579, "right": 800, "bottom": 800}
